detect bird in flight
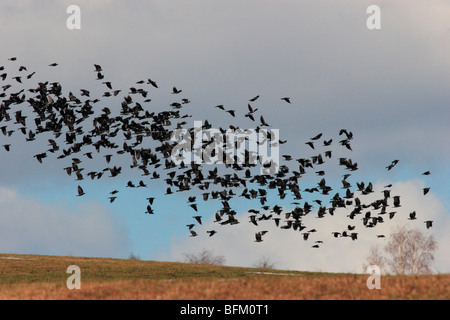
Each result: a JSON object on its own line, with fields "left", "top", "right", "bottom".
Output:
{"left": 77, "top": 185, "right": 85, "bottom": 196}
{"left": 147, "top": 78, "right": 158, "bottom": 88}
{"left": 207, "top": 230, "right": 217, "bottom": 237}
{"left": 193, "top": 216, "right": 202, "bottom": 225}
{"left": 386, "top": 160, "right": 399, "bottom": 171}
{"left": 393, "top": 196, "right": 401, "bottom": 208}
{"left": 172, "top": 87, "right": 182, "bottom": 94}
{"left": 255, "top": 232, "right": 267, "bottom": 242}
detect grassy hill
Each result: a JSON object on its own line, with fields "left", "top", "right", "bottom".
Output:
{"left": 0, "top": 253, "right": 448, "bottom": 299}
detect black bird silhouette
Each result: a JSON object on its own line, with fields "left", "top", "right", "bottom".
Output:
{"left": 393, "top": 196, "right": 401, "bottom": 208}
{"left": 260, "top": 115, "right": 269, "bottom": 126}
{"left": 138, "top": 180, "right": 147, "bottom": 187}
{"left": 193, "top": 216, "right": 202, "bottom": 225}
{"left": 386, "top": 160, "right": 399, "bottom": 171}
{"left": 207, "top": 230, "right": 217, "bottom": 237}
{"left": 255, "top": 232, "right": 264, "bottom": 242}
{"left": 77, "top": 185, "right": 85, "bottom": 196}
{"left": 172, "top": 87, "right": 182, "bottom": 94}
{"left": 332, "top": 232, "right": 340, "bottom": 238}
{"left": 186, "top": 224, "right": 195, "bottom": 230}
{"left": 247, "top": 104, "right": 257, "bottom": 113}
{"left": 226, "top": 109, "right": 236, "bottom": 117}
{"left": 281, "top": 97, "right": 291, "bottom": 103}
{"left": 147, "top": 78, "right": 158, "bottom": 88}
{"left": 424, "top": 220, "right": 433, "bottom": 229}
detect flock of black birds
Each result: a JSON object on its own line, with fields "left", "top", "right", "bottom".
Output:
{"left": 0, "top": 57, "right": 434, "bottom": 248}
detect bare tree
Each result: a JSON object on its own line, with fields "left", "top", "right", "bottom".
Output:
{"left": 128, "top": 252, "right": 141, "bottom": 260}
{"left": 183, "top": 249, "right": 226, "bottom": 265}
{"left": 385, "top": 225, "right": 437, "bottom": 275}
{"left": 363, "top": 225, "right": 437, "bottom": 275}
{"left": 362, "top": 246, "right": 386, "bottom": 274}
{"left": 252, "top": 256, "right": 276, "bottom": 269}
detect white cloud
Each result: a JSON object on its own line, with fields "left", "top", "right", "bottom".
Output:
{"left": 0, "top": 186, "right": 131, "bottom": 258}
{"left": 168, "top": 179, "right": 450, "bottom": 274}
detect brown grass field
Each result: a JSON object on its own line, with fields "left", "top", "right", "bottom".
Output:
{"left": 0, "top": 253, "right": 448, "bottom": 300}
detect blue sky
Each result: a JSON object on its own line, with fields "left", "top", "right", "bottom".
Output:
{"left": 0, "top": 0, "right": 449, "bottom": 273}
